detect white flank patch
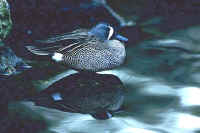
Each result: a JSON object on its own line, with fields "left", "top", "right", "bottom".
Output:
{"left": 108, "top": 26, "right": 114, "bottom": 40}
{"left": 52, "top": 93, "right": 63, "bottom": 101}
{"left": 52, "top": 52, "right": 63, "bottom": 62}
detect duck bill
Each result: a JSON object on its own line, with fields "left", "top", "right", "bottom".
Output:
{"left": 115, "top": 34, "right": 128, "bottom": 42}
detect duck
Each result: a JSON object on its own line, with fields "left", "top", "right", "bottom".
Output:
{"left": 26, "top": 23, "right": 128, "bottom": 72}
{"left": 28, "top": 73, "right": 125, "bottom": 120}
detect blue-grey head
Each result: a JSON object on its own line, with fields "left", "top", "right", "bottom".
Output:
{"left": 88, "top": 23, "right": 128, "bottom": 42}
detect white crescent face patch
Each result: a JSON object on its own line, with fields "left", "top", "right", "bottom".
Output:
{"left": 107, "top": 26, "right": 114, "bottom": 40}
{"left": 52, "top": 52, "right": 63, "bottom": 62}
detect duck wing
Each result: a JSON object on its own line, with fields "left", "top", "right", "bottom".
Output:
{"left": 36, "top": 29, "right": 89, "bottom": 43}
{"left": 25, "top": 29, "right": 92, "bottom": 56}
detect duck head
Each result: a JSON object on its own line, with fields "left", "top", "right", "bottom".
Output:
{"left": 89, "top": 23, "right": 128, "bottom": 42}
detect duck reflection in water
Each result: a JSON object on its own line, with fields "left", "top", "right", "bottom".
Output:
{"left": 28, "top": 73, "right": 125, "bottom": 120}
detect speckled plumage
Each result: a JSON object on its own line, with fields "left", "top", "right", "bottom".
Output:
{"left": 26, "top": 23, "right": 127, "bottom": 72}
{"left": 59, "top": 38, "right": 126, "bottom": 71}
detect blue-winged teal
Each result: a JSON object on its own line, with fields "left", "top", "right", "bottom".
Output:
{"left": 26, "top": 23, "right": 128, "bottom": 72}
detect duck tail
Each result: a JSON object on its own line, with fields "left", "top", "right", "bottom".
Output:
{"left": 25, "top": 46, "right": 53, "bottom": 56}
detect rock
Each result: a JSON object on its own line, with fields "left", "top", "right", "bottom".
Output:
{"left": 0, "top": 46, "right": 31, "bottom": 77}
{"left": 0, "top": 49, "right": 33, "bottom": 108}
{"left": 29, "top": 73, "right": 125, "bottom": 120}
{"left": 0, "top": 0, "right": 12, "bottom": 41}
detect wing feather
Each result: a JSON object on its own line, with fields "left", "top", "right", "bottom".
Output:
{"left": 26, "top": 29, "right": 92, "bottom": 55}
{"left": 36, "top": 29, "right": 89, "bottom": 43}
